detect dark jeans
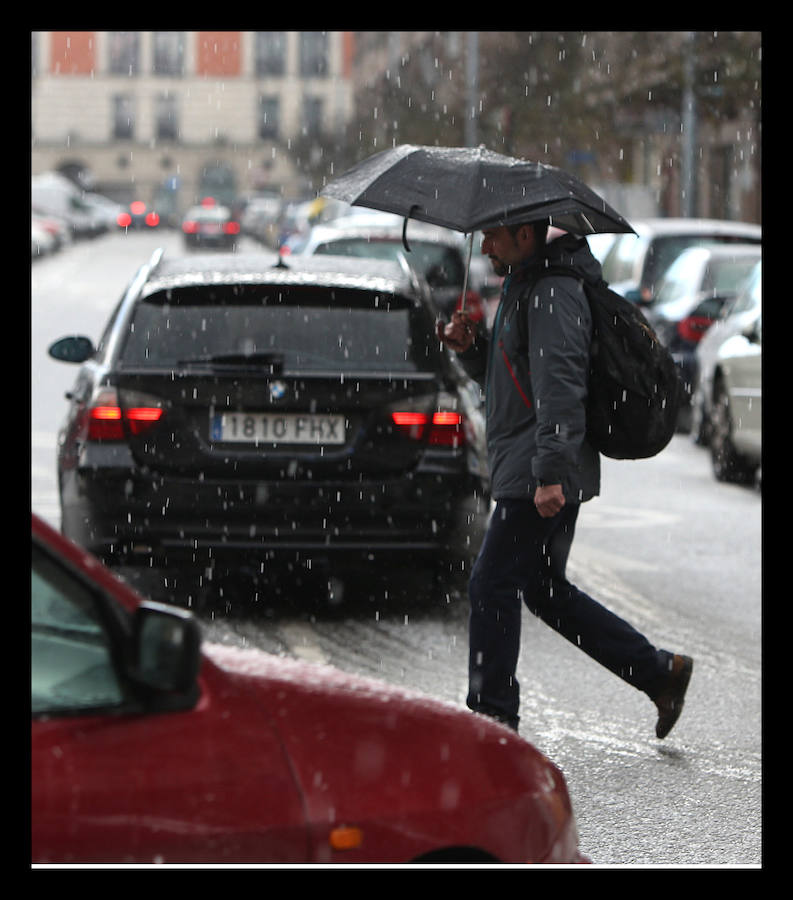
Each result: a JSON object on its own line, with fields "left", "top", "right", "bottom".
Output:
{"left": 467, "top": 498, "right": 672, "bottom": 728}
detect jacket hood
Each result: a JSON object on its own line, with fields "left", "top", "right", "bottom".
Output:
{"left": 542, "top": 232, "right": 604, "bottom": 284}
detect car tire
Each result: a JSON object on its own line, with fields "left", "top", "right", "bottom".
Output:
{"left": 709, "top": 376, "right": 757, "bottom": 484}
{"left": 690, "top": 394, "right": 711, "bottom": 446}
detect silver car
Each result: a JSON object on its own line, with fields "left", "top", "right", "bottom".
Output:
{"left": 691, "top": 261, "right": 761, "bottom": 443}
{"left": 694, "top": 261, "right": 761, "bottom": 484}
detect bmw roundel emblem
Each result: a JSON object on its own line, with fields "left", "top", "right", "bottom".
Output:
{"left": 268, "top": 380, "right": 287, "bottom": 401}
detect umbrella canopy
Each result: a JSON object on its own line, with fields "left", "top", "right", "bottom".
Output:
{"left": 322, "top": 144, "right": 635, "bottom": 237}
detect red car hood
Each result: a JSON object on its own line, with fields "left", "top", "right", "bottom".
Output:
{"left": 202, "top": 643, "right": 577, "bottom": 864}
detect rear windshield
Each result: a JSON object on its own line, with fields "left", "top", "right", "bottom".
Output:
{"left": 119, "top": 284, "right": 440, "bottom": 373}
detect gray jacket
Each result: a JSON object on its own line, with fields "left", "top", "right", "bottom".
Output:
{"left": 459, "top": 233, "right": 601, "bottom": 503}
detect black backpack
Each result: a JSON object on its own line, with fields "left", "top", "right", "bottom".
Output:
{"left": 522, "top": 266, "right": 684, "bottom": 460}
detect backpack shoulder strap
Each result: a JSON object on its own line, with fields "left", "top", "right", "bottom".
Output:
{"left": 514, "top": 264, "right": 588, "bottom": 345}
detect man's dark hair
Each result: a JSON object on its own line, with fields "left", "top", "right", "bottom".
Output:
{"left": 507, "top": 220, "right": 548, "bottom": 250}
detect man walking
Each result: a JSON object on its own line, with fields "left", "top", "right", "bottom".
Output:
{"left": 437, "top": 221, "right": 692, "bottom": 738}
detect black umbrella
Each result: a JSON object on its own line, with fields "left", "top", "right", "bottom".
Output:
{"left": 321, "top": 144, "right": 634, "bottom": 309}
{"left": 322, "top": 143, "right": 634, "bottom": 236}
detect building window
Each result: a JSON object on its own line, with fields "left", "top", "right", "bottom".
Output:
{"left": 300, "top": 32, "right": 328, "bottom": 78}
{"left": 153, "top": 32, "right": 185, "bottom": 76}
{"left": 255, "top": 32, "right": 286, "bottom": 77}
{"left": 302, "top": 96, "right": 323, "bottom": 136}
{"left": 258, "top": 95, "right": 280, "bottom": 139}
{"left": 155, "top": 93, "right": 179, "bottom": 141}
{"left": 108, "top": 32, "right": 139, "bottom": 76}
{"left": 112, "top": 94, "right": 135, "bottom": 139}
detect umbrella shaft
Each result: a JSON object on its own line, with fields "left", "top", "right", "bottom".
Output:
{"left": 460, "top": 232, "right": 474, "bottom": 313}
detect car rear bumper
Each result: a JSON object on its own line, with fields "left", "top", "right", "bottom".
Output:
{"left": 60, "top": 466, "right": 488, "bottom": 570}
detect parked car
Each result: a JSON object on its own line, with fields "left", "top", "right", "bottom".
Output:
{"left": 275, "top": 198, "right": 323, "bottom": 250}
{"left": 48, "top": 251, "right": 489, "bottom": 605}
{"left": 116, "top": 199, "right": 162, "bottom": 230}
{"left": 691, "top": 260, "right": 761, "bottom": 445}
{"left": 32, "top": 511, "right": 587, "bottom": 865}
{"left": 240, "top": 192, "right": 283, "bottom": 247}
{"left": 691, "top": 262, "right": 762, "bottom": 484}
{"left": 31, "top": 219, "right": 56, "bottom": 258}
{"left": 182, "top": 202, "right": 241, "bottom": 250}
{"left": 279, "top": 207, "right": 401, "bottom": 257}
{"left": 82, "top": 192, "right": 126, "bottom": 230}
{"left": 708, "top": 317, "right": 761, "bottom": 485}
{"left": 31, "top": 210, "right": 71, "bottom": 251}
{"left": 600, "top": 218, "right": 762, "bottom": 304}
{"left": 644, "top": 243, "right": 762, "bottom": 429}
{"left": 293, "top": 221, "right": 487, "bottom": 326}
{"left": 31, "top": 171, "right": 108, "bottom": 239}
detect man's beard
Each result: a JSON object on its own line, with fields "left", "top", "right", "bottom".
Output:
{"left": 489, "top": 256, "right": 510, "bottom": 277}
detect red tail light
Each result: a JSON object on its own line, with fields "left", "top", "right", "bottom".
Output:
{"left": 391, "top": 411, "right": 465, "bottom": 447}
{"left": 182, "top": 220, "right": 199, "bottom": 234}
{"left": 676, "top": 315, "right": 713, "bottom": 344}
{"left": 86, "top": 389, "right": 164, "bottom": 441}
{"left": 125, "top": 407, "right": 164, "bottom": 434}
{"left": 223, "top": 221, "right": 241, "bottom": 235}
{"left": 145, "top": 212, "right": 160, "bottom": 227}
{"left": 392, "top": 411, "right": 427, "bottom": 440}
{"left": 88, "top": 405, "right": 124, "bottom": 441}
{"left": 117, "top": 212, "right": 132, "bottom": 228}
{"left": 428, "top": 411, "right": 464, "bottom": 446}
{"left": 392, "top": 412, "right": 428, "bottom": 426}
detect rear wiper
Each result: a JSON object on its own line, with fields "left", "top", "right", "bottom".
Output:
{"left": 178, "top": 352, "right": 284, "bottom": 373}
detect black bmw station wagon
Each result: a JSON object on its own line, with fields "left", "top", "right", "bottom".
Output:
{"left": 49, "top": 250, "right": 489, "bottom": 607}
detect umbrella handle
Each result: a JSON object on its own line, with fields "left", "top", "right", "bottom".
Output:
{"left": 402, "top": 205, "right": 422, "bottom": 252}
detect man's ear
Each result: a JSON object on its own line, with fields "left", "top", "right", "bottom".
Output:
{"left": 518, "top": 224, "right": 536, "bottom": 252}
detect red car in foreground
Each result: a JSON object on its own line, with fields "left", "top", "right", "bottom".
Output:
{"left": 31, "top": 513, "right": 588, "bottom": 866}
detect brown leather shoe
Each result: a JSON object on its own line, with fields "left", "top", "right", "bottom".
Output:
{"left": 654, "top": 654, "right": 693, "bottom": 739}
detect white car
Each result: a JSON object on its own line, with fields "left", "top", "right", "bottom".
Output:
{"left": 31, "top": 220, "right": 55, "bottom": 258}
{"left": 700, "top": 262, "right": 762, "bottom": 484}
{"left": 691, "top": 261, "right": 761, "bottom": 445}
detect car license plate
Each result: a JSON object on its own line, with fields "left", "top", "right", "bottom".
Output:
{"left": 211, "top": 412, "right": 345, "bottom": 445}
